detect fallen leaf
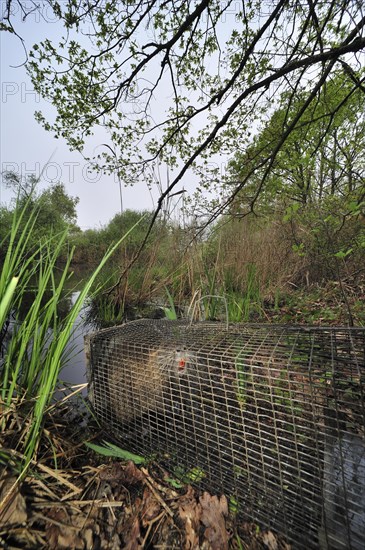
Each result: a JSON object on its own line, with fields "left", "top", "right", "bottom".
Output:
{"left": 178, "top": 486, "right": 202, "bottom": 550}
{"left": 123, "top": 461, "right": 145, "bottom": 484}
{"left": 45, "top": 508, "right": 84, "bottom": 550}
{"left": 0, "top": 477, "right": 27, "bottom": 526}
{"left": 58, "top": 531, "right": 84, "bottom": 549}
{"left": 122, "top": 515, "right": 143, "bottom": 550}
{"left": 99, "top": 462, "right": 125, "bottom": 481}
{"left": 141, "top": 487, "right": 161, "bottom": 525}
{"left": 199, "top": 492, "right": 229, "bottom": 550}
{"left": 261, "top": 530, "right": 279, "bottom": 550}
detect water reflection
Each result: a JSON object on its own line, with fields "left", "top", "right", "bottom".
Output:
{"left": 59, "top": 292, "right": 92, "bottom": 392}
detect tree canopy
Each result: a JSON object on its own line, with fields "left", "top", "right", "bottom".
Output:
{"left": 227, "top": 70, "right": 365, "bottom": 215}
{"left": 0, "top": 173, "right": 79, "bottom": 254}
{"left": 3, "top": 1, "right": 365, "bottom": 232}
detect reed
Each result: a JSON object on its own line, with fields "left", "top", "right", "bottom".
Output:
{"left": 0, "top": 197, "right": 143, "bottom": 471}
{"left": 163, "top": 286, "right": 178, "bottom": 320}
{"left": 89, "top": 292, "right": 125, "bottom": 326}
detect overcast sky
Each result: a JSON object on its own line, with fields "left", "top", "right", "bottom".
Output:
{"left": 0, "top": 5, "right": 184, "bottom": 229}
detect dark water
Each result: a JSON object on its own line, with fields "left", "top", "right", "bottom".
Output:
{"left": 1, "top": 276, "right": 168, "bottom": 397}
{"left": 59, "top": 291, "right": 92, "bottom": 392}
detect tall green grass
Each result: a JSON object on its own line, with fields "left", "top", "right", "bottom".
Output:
{"left": 163, "top": 286, "right": 178, "bottom": 320}
{"left": 0, "top": 196, "right": 143, "bottom": 471}
{"left": 225, "top": 263, "right": 263, "bottom": 322}
{"left": 184, "top": 262, "right": 263, "bottom": 323}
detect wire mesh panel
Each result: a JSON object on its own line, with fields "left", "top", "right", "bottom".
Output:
{"left": 85, "top": 320, "right": 365, "bottom": 549}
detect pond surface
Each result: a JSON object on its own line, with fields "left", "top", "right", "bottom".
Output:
{"left": 58, "top": 292, "right": 93, "bottom": 393}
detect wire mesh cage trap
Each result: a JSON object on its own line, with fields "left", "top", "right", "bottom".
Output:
{"left": 85, "top": 319, "right": 365, "bottom": 549}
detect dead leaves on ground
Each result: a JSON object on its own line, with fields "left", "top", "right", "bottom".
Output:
{"left": 179, "top": 487, "right": 229, "bottom": 550}
{"left": 200, "top": 492, "right": 229, "bottom": 550}
{"left": 0, "top": 476, "right": 27, "bottom": 526}
{"left": 0, "top": 459, "right": 290, "bottom": 549}
{"left": 179, "top": 485, "right": 202, "bottom": 549}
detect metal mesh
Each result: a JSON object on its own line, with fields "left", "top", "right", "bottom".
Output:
{"left": 85, "top": 320, "right": 365, "bottom": 549}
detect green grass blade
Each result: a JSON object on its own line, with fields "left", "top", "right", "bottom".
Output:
{"left": 0, "top": 277, "right": 18, "bottom": 328}
{"left": 163, "top": 286, "right": 178, "bottom": 320}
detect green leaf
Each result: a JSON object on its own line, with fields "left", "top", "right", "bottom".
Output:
{"left": 334, "top": 248, "right": 353, "bottom": 259}
{"left": 165, "top": 477, "right": 184, "bottom": 489}
{"left": 85, "top": 441, "right": 147, "bottom": 464}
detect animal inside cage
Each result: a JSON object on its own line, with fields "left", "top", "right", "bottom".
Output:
{"left": 85, "top": 319, "right": 365, "bottom": 549}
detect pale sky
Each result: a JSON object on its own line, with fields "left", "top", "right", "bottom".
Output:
{"left": 0, "top": 5, "right": 187, "bottom": 229}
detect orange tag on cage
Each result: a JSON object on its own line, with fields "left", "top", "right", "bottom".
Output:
{"left": 178, "top": 358, "right": 186, "bottom": 370}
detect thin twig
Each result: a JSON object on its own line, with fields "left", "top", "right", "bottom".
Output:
{"left": 141, "top": 468, "right": 174, "bottom": 518}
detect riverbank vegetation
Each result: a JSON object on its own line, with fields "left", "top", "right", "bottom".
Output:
{"left": 2, "top": 170, "right": 364, "bottom": 328}
{"left": 64, "top": 205, "right": 364, "bottom": 327}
